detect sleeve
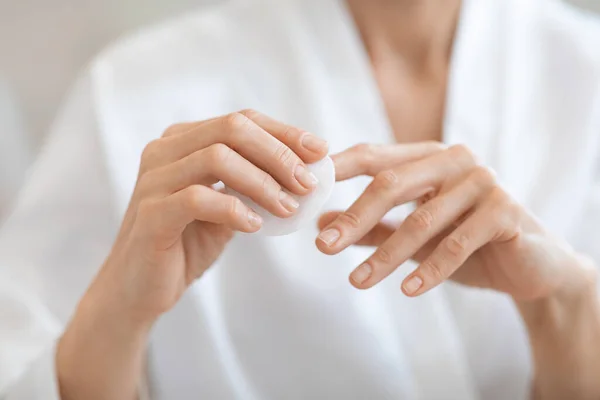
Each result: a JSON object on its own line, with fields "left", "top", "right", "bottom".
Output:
{"left": 0, "top": 73, "right": 121, "bottom": 398}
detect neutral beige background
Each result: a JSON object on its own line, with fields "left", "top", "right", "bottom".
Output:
{"left": 0, "top": 0, "right": 599, "bottom": 217}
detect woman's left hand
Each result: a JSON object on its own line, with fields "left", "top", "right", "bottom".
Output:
{"left": 316, "top": 142, "right": 585, "bottom": 300}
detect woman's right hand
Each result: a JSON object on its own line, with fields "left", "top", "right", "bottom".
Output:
{"left": 57, "top": 110, "right": 328, "bottom": 400}
{"left": 94, "top": 110, "right": 326, "bottom": 323}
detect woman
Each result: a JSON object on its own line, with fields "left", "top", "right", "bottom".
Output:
{"left": 1, "top": 0, "right": 600, "bottom": 398}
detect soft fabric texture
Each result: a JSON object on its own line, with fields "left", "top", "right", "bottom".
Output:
{"left": 1, "top": 0, "right": 600, "bottom": 399}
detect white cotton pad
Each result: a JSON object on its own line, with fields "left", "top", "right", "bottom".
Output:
{"left": 225, "top": 156, "right": 335, "bottom": 236}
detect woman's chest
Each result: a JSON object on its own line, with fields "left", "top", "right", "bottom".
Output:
{"left": 374, "top": 65, "right": 447, "bottom": 144}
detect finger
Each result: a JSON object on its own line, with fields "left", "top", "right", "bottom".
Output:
{"left": 332, "top": 142, "right": 446, "bottom": 181}
{"left": 347, "top": 166, "right": 496, "bottom": 289}
{"left": 316, "top": 145, "right": 477, "bottom": 255}
{"left": 182, "top": 113, "right": 320, "bottom": 195}
{"left": 141, "top": 144, "right": 301, "bottom": 218}
{"left": 401, "top": 188, "right": 519, "bottom": 296}
{"left": 161, "top": 119, "right": 217, "bottom": 137}
{"left": 138, "top": 120, "right": 217, "bottom": 174}
{"left": 317, "top": 211, "right": 395, "bottom": 247}
{"left": 142, "top": 112, "right": 324, "bottom": 195}
{"left": 135, "top": 185, "right": 262, "bottom": 249}
{"left": 231, "top": 110, "right": 322, "bottom": 192}
{"left": 317, "top": 211, "right": 340, "bottom": 229}
{"left": 239, "top": 109, "right": 329, "bottom": 163}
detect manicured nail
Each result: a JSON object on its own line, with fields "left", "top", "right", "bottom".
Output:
{"left": 248, "top": 210, "right": 263, "bottom": 228}
{"left": 301, "top": 134, "right": 327, "bottom": 153}
{"left": 279, "top": 191, "right": 300, "bottom": 212}
{"left": 318, "top": 228, "right": 340, "bottom": 246}
{"left": 403, "top": 276, "right": 423, "bottom": 295}
{"left": 295, "top": 164, "right": 319, "bottom": 189}
{"left": 351, "top": 263, "right": 372, "bottom": 285}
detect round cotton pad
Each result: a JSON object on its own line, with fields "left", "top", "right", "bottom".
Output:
{"left": 225, "top": 156, "right": 335, "bottom": 236}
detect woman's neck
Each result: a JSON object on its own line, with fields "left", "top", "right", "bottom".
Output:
{"left": 346, "top": 0, "right": 462, "bottom": 74}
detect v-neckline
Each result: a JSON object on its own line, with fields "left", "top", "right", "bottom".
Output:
{"left": 322, "top": 0, "right": 502, "bottom": 164}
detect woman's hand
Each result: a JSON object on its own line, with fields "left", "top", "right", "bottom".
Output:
{"left": 316, "top": 142, "right": 589, "bottom": 301}
{"left": 316, "top": 141, "right": 600, "bottom": 399}
{"left": 95, "top": 110, "right": 327, "bottom": 323}
{"left": 57, "top": 110, "right": 327, "bottom": 400}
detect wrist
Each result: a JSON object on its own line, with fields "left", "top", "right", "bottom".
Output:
{"left": 57, "top": 279, "right": 152, "bottom": 400}
{"left": 90, "top": 255, "right": 164, "bottom": 330}
{"left": 516, "top": 254, "right": 599, "bottom": 327}
{"left": 515, "top": 255, "right": 600, "bottom": 399}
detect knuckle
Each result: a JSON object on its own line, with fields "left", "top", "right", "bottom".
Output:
{"left": 372, "top": 169, "right": 398, "bottom": 191}
{"left": 426, "top": 140, "right": 448, "bottom": 152}
{"left": 222, "top": 112, "right": 251, "bottom": 136}
{"left": 353, "top": 143, "right": 377, "bottom": 171}
{"left": 227, "top": 197, "right": 244, "bottom": 220}
{"left": 238, "top": 108, "right": 261, "bottom": 120}
{"left": 449, "top": 144, "right": 473, "bottom": 158}
{"left": 136, "top": 169, "right": 158, "bottom": 196}
{"left": 282, "top": 126, "right": 303, "bottom": 143}
{"left": 352, "top": 143, "right": 374, "bottom": 155}
{"left": 422, "top": 259, "right": 445, "bottom": 281}
{"left": 260, "top": 172, "right": 280, "bottom": 196}
{"left": 488, "top": 193, "right": 519, "bottom": 231}
{"left": 448, "top": 144, "right": 476, "bottom": 165}
{"left": 140, "top": 139, "right": 164, "bottom": 168}
{"left": 183, "top": 186, "right": 204, "bottom": 210}
{"left": 273, "top": 143, "right": 296, "bottom": 167}
{"left": 488, "top": 186, "right": 507, "bottom": 203}
{"left": 336, "top": 211, "right": 362, "bottom": 229}
{"left": 406, "top": 208, "right": 435, "bottom": 231}
{"left": 471, "top": 165, "right": 497, "bottom": 187}
{"left": 162, "top": 123, "right": 185, "bottom": 137}
{"left": 373, "top": 247, "right": 393, "bottom": 264}
{"left": 444, "top": 234, "right": 469, "bottom": 259}
{"left": 207, "top": 143, "right": 233, "bottom": 164}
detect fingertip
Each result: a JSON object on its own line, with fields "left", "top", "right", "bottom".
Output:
{"left": 348, "top": 275, "right": 369, "bottom": 290}
{"left": 401, "top": 275, "right": 425, "bottom": 297}
{"left": 315, "top": 227, "right": 342, "bottom": 255}
{"left": 300, "top": 134, "right": 329, "bottom": 162}
{"left": 294, "top": 164, "right": 320, "bottom": 193}
{"left": 315, "top": 236, "right": 338, "bottom": 255}
{"left": 349, "top": 263, "right": 373, "bottom": 289}
{"left": 242, "top": 209, "right": 263, "bottom": 233}
{"left": 240, "top": 226, "right": 262, "bottom": 234}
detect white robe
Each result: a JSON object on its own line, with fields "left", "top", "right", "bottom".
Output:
{"left": 2, "top": 0, "right": 600, "bottom": 399}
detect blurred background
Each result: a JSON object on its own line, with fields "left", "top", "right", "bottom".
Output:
{"left": 0, "top": 0, "right": 599, "bottom": 221}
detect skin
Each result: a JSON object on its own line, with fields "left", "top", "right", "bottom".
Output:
{"left": 57, "top": 110, "right": 328, "bottom": 399}
{"left": 347, "top": 0, "right": 461, "bottom": 144}
{"left": 316, "top": 143, "right": 600, "bottom": 399}
{"left": 56, "top": 0, "right": 600, "bottom": 399}
{"left": 318, "top": 1, "right": 600, "bottom": 398}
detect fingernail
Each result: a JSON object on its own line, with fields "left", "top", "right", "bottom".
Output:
{"left": 301, "top": 134, "right": 327, "bottom": 153}
{"left": 351, "top": 263, "right": 372, "bottom": 285}
{"left": 318, "top": 228, "right": 340, "bottom": 246}
{"left": 279, "top": 191, "right": 300, "bottom": 212}
{"left": 248, "top": 210, "right": 263, "bottom": 228}
{"left": 403, "top": 276, "right": 423, "bottom": 295}
{"left": 295, "top": 165, "right": 319, "bottom": 189}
